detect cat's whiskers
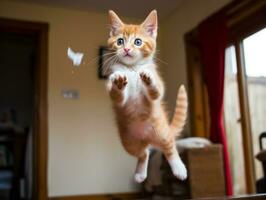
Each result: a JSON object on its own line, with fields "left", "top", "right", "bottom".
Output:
{"left": 111, "top": 56, "right": 119, "bottom": 72}
{"left": 153, "top": 50, "right": 168, "bottom": 65}
{"left": 153, "top": 56, "right": 168, "bottom": 66}
{"left": 102, "top": 54, "right": 117, "bottom": 76}
{"left": 108, "top": 55, "right": 117, "bottom": 71}
{"left": 103, "top": 54, "right": 116, "bottom": 67}
{"left": 86, "top": 51, "right": 116, "bottom": 66}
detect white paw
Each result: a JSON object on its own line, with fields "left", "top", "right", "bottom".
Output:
{"left": 169, "top": 159, "right": 187, "bottom": 181}
{"left": 109, "top": 72, "right": 127, "bottom": 90}
{"left": 139, "top": 69, "right": 154, "bottom": 86}
{"left": 134, "top": 173, "right": 147, "bottom": 183}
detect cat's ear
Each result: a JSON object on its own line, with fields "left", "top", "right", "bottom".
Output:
{"left": 141, "top": 10, "right": 158, "bottom": 38}
{"left": 108, "top": 10, "right": 124, "bottom": 36}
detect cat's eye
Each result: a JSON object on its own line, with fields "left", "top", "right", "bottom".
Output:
{"left": 117, "top": 38, "right": 124, "bottom": 46}
{"left": 134, "top": 38, "right": 142, "bottom": 46}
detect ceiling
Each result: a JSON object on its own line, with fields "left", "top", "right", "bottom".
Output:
{"left": 14, "top": 0, "right": 184, "bottom": 20}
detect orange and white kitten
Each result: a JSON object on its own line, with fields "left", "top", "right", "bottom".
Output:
{"left": 106, "top": 10, "right": 188, "bottom": 183}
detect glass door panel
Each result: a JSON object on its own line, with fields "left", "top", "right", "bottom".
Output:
{"left": 224, "top": 46, "right": 247, "bottom": 194}
{"left": 243, "top": 27, "right": 266, "bottom": 182}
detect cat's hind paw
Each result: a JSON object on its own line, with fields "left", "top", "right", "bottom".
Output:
{"left": 169, "top": 159, "right": 187, "bottom": 181}
{"left": 134, "top": 173, "right": 147, "bottom": 183}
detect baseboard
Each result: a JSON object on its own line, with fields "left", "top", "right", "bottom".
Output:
{"left": 49, "top": 192, "right": 142, "bottom": 200}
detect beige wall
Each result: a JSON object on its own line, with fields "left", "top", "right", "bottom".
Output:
{"left": 160, "top": 0, "right": 231, "bottom": 131}
{"left": 0, "top": 1, "right": 142, "bottom": 197}
{"left": 0, "top": 0, "right": 232, "bottom": 197}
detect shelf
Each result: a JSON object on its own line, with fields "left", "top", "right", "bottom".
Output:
{"left": 0, "top": 166, "right": 13, "bottom": 171}
{"left": 0, "top": 140, "right": 13, "bottom": 144}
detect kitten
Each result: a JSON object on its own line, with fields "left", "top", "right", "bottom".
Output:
{"left": 106, "top": 10, "right": 188, "bottom": 183}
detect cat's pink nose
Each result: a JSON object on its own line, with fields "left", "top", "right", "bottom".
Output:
{"left": 124, "top": 48, "right": 130, "bottom": 53}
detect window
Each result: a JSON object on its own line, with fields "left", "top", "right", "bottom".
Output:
{"left": 224, "top": 46, "right": 246, "bottom": 194}
{"left": 185, "top": 0, "right": 266, "bottom": 195}
{"left": 224, "top": 26, "right": 266, "bottom": 195}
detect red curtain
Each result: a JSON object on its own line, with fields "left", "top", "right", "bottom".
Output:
{"left": 198, "top": 13, "right": 233, "bottom": 195}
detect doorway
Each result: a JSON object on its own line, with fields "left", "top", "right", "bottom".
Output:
{"left": 0, "top": 18, "right": 48, "bottom": 200}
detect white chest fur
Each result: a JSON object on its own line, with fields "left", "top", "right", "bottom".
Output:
{"left": 111, "top": 62, "right": 155, "bottom": 102}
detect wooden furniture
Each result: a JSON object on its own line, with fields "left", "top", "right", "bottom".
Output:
{"left": 0, "top": 128, "right": 28, "bottom": 199}
{"left": 185, "top": 145, "right": 226, "bottom": 198}
{"left": 145, "top": 145, "right": 226, "bottom": 199}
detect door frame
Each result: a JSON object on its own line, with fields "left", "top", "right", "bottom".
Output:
{"left": 0, "top": 18, "right": 49, "bottom": 199}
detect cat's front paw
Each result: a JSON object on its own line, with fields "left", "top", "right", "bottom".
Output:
{"left": 110, "top": 72, "right": 128, "bottom": 90}
{"left": 139, "top": 70, "right": 153, "bottom": 86}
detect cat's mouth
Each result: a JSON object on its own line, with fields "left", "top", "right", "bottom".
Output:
{"left": 124, "top": 53, "right": 132, "bottom": 58}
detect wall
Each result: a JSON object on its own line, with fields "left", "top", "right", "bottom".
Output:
{"left": 160, "top": 0, "right": 231, "bottom": 132}
{"left": 0, "top": 1, "right": 141, "bottom": 197}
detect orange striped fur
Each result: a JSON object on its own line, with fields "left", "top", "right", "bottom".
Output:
{"left": 106, "top": 10, "right": 188, "bottom": 183}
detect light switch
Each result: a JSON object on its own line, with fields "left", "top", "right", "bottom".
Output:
{"left": 62, "top": 89, "right": 79, "bottom": 99}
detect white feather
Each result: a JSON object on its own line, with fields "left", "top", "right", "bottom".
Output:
{"left": 67, "top": 47, "right": 84, "bottom": 66}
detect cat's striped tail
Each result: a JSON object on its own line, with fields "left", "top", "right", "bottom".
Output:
{"left": 170, "top": 85, "right": 188, "bottom": 136}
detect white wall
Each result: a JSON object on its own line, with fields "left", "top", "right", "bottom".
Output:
{"left": 160, "top": 0, "right": 231, "bottom": 129}
{"left": 0, "top": 1, "right": 141, "bottom": 197}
